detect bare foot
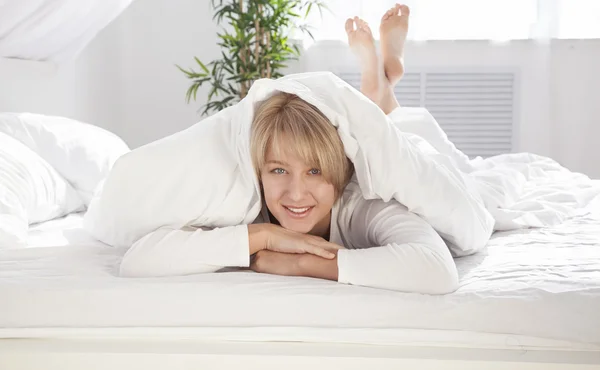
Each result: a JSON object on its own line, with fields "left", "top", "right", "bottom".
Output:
{"left": 380, "top": 3, "right": 409, "bottom": 86}
{"left": 345, "top": 17, "right": 385, "bottom": 104}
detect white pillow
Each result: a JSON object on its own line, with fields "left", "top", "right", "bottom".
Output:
{"left": 0, "top": 132, "right": 84, "bottom": 247}
{"left": 0, "top": 113, "right": 130, "bottom": 205}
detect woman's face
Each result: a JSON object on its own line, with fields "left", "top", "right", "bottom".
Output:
{"left": 260, "top": 143, "right": 335, "bottom": 237}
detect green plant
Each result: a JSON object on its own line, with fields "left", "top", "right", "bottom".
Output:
{"left": 177, "top": 0, "right": 326, "bottom": 116}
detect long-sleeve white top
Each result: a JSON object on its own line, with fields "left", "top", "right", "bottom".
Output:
{"left": 119, "top": 174, "right": 459, "bottom": 294}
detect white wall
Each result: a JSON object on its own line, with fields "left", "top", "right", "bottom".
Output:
{"left": 0, "top": 14, "right": 124, "bottom": 134}
{"left": 0, "top": 58, "right": 81, "bottom": 116}
{"left": 114, "top": 0, "right": 220, "bottom": 147}
{"left": 0, "top": 0, "right": 598, "bottom": 178}
{"left": 550, "top": 40, "right": 600, "bottom": 177}
{"left": 1, "top": 0, "right": 218, "bottom": 149}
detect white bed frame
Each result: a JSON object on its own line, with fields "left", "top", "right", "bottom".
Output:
{"left": 2, "top": 339, "right": 599, "bottom": 370}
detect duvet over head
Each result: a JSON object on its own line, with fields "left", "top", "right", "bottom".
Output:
{"left": 83, "top": 71, "right": 495, "bottom": 257}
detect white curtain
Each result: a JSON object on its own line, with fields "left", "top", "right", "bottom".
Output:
{"left": 303, "top": 0, "right": 600, "bottom": 43}
{"left": 0, "top": 0, "right": 134, "bottom": 63}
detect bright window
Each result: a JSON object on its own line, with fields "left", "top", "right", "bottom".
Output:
{"left": 302, "top": 0, "right": 600, "bottom": 42}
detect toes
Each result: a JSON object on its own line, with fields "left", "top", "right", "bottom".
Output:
{"left": 354, "top": 16, "right": 363, "bottom": 28}
{"left": 358, "top": 18, "right": 372, "bottom": 34}
{"left": 345, "top": 18, "right": 355, "bottom": 33}
{"left": 399, "top": 4, "right": 410, "bottom": 17}
{"left": 382, "top": 7, "right": 393, "bottom": 20}
{"left": 383, "top": 4, "right": 402, "bottom": 21}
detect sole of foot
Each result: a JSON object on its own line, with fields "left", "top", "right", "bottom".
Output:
{"left": 380, "top": 3, "right": 409, "bottom": 86}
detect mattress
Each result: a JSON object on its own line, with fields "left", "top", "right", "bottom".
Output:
{"left": 1, "top": 196, "right": 600, "bottom": 351}
{"left": 25, "top": 212, "right": 108, "bottom": 248}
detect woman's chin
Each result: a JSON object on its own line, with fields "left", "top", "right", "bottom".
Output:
{"left": 280, "top": 219, "right": 314, "bottom": 234}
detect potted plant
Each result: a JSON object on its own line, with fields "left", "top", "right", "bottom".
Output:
{"left": 177, "top": 0, "right": 326, "bottom": 116}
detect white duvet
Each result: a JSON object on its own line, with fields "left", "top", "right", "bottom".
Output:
{"left": 84, "top": 72, "right": 600, "bottom": 257}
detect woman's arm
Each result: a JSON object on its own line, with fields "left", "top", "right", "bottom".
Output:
{"left": 254, "top": 198, "right": 458, "bottom": 294}
{"left": 250, "top": 250, "right": 340, "bottom": 281}
{"left": 120, "top": 224, "right": 259, "bottom": 277}
{"left": 120, "top": 223, "right": 339, "bottom": 278}
{"left": 298, "top": 253, "right": 339, "bottom": 281}
{"left": 333, "top": 198, "right": 459, "bottom": 294}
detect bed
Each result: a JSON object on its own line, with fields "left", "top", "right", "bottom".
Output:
{"left": 2, "top": 95, "right": 600, "bottom": 369}
{"left": 2, "top": 191, "right": 600, "bottom": 369}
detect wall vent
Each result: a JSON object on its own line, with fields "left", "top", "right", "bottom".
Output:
{"left": 337, "top": 70, "right": 516, "bottom": 158}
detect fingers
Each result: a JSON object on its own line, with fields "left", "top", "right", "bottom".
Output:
{"left": 322, "top": 241, "right": 344, "bottom": 251}
{"left": 314, "top": 235, "right": 344, "bottom": 248}
{"left": 306, "top": 239, "right": 344, "bottom": 259}
{"left": 266, "top": 226, "right": 344, "bottom": 259}
{"left": 305, "top": 234, "right": 344, "bottom": 250}
{"left": 308, "top": 245, "right": 336, "bottom": 259}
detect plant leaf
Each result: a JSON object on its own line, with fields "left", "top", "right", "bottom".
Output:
{"left": 192, "top": 83, "right": 200, "bottom": 101}
{"left": 175, "top": 64, "right": 194, "bottom": 78}
{"left": 194, "top": 57, "right": 210, "bottom": 74}
{"left": 304, "top": 2, "right": 312, "bottom": 18}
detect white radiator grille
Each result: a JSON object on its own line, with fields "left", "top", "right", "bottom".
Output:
{"left": 337, "top": 70, "right": 516, "bottom": 158}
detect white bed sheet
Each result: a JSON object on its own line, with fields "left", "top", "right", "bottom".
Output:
{"left": 1, "top": 195, "right": 600, "bottom": 351}
{"left": 26, "top": 212, "right": 108, "bottom": 248}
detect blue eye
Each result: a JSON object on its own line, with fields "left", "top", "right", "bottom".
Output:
{"left": 272, "top": 168, "right": 286, "bottom": 174}
{"left": 309, "top": 168, "right": 321, "bottom": 175}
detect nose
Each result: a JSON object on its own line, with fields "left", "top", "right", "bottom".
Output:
{"left": 286, "top": 175, "right": 308, "bottom": 201}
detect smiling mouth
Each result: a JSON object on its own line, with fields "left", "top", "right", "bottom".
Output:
{"left": 283, "top": 205, "right": 314, "bottom": 218}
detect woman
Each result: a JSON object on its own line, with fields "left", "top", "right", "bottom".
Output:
{"left": 120, "top": 4, "right": 458, "bottom": 294}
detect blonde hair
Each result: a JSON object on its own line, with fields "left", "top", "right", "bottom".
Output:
{"left": 250, "top": 92, "right": 354, "bottom": 199}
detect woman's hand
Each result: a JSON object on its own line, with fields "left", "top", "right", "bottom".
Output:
{"left": 248, "top": 223, "right": 343, "bottom": 259}
{"left": 262, "top": 223, "right": 342, "bottom": 259}
{"left": 250, "top": 250, "right": 303, "bottom": 276}
{"left": 250, "top": 249, "right": 339, "bottom": 281}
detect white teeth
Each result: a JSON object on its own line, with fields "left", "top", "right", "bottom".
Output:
{"left": 286, "top": 207, "right": 310, "bottom": 213}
